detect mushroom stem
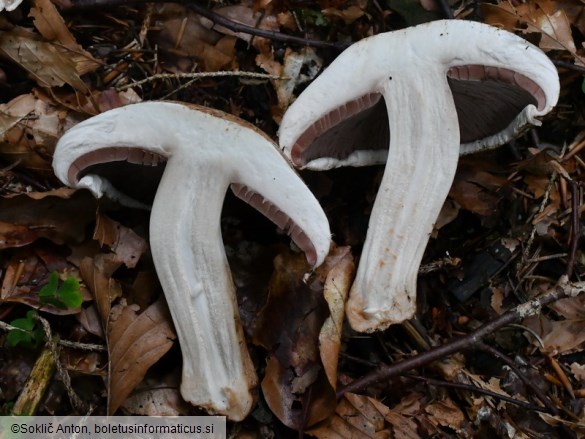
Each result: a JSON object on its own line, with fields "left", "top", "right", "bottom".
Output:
{"left": 150, "top": 157, "right": 255, "bottom": 420}
{"left": 346, "top": 71, "right": 460, "bottom": 332}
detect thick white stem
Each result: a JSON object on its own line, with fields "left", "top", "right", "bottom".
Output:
{"left": 347, "top": 71, "right": 461, "bottom": 332}
{"left": 149, "top": 155, "right": 256, "bottom": 421}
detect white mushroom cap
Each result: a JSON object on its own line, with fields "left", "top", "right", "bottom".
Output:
{"left": 279, "top": 19, "right": 559, "bottom": 170}
{"left": 279, "top": 20, "right": 559, "bottom": 332}
{"left": 53, "top": 101, "right": 332, "bottom": 419}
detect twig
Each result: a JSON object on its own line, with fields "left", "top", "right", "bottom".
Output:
{"left": 336, "top": 278, "right": 584, "bottom": 398}
{"left": 406, "top": 375, "right": 551, "bottom": 413}
{"left": 116, "top": 71, "right": 287, "bottom": 91}
{"left": 553, "top": 59, "right": 585, "bottom": 74}
{"left": 566, "top": 180, "right": 581, "bottom": 279}
{"left": 61, "top": 0, "right": 349, "bottom": 51}
{"left": 435, "top": 0, "right": 454, "bottom": 19}
{"left": 476, "top": 341, "right": 559, "bottom": 415}
{"left": 0, "top": 319, "right": 107, "bottom": 351}
{"left": 36, "top": 315, "right": 87, "bottom": 413}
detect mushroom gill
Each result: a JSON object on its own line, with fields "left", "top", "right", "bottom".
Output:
{"left": 290, "top": 66, "right": 546, "bottom": 168}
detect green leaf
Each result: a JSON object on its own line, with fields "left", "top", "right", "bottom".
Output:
{"left": 582, "top": 77, "right": 585, "bottom": 95}
{"left": 39, "top": 272, "right": 83, "bottom": 309}
{"left": 6, "top": 311, "right": 43, "bottom": 348}
{"left": 57, "top": 277, "right": 83, "bottom": 309}
{"left": 38, "top": 272, "right": 58, "bottom": 299}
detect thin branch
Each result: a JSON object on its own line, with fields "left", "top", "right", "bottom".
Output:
{"left": 476, "top": 341, "right": 559, "bottom": 415}
{"left": 116, "top": 71, "right": 287, "bottom": 91}
{"left": 336, "top": 278, "right": 584, "bottom": 398}
{"left": 566, "top": 180, "right": 581, "bottom": 279}
{"left": 553, "top": 59, "right": 585, "bottom": 74}
{"left": 61, "top": 0, "right": 349, "bottom": 50}
{"left": 406, "top": 375, "right": 551, "bottom": 413}
{"left": 0, "top": 319, "right": 107, "bottom": 351}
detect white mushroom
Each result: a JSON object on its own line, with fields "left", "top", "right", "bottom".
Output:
{"left": 53, "top": 101, "right": 331, "bottom": 420}
{"left": 0, "top": 0, "right": 23, "bottom": 12}
{"left": 279, "top": 20, "right": 559, "bottom": 332}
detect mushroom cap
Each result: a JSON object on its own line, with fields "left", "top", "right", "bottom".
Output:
{"left": 53, "top": 101, "right": 331, "bottom": 267}
{"left": 279, "top": 19, "right": 560, "bottom": 170}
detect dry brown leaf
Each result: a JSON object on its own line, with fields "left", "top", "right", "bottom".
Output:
{"left": 424, "top": 399, "right": 466, "bottom": 430}
{"left": 0, "top": 93, "right": 36, "bottom": 137}
{"left": 433, "top": 199, "right": 460, "bottom": 233}
{"left": 256, "top": 249, "right": 336, "bottom": 429}
{"left": 29, "top": 0, "right": 100, "bottom": 75}
{"left": 272, "top": 48, "right": 323, "bottom": 117}
{"left": 107, "top": 297, "right": 176, "bottom": 414}
{"left": 0, "top": 30, "right": 88, "bottom": 90}
{"left": 569, "top": 363, "right": 585, "bottom": 383}
{"left": 93, "top": 213, "right": 148, "bottom": 269}
{"left": 524, "top": 314, "right": 585, "bottom": 355}
{"left": 322, "top": 6, "right": 365, "bottom": 24}
{"left": 549, "top": 295, "right": 585, "bottom": 320}
{"left": 121, "top": 375, "right": 190, "bottom": 416}
{"left": 308, "top": 393, "right": 420, "bottom": 439}
{"left": 0, "top": 221, "right": 39, "bottom": 249}
{"left": 77, "top": 304, "right": 105, "bottom": 338}
{"left": 0, "top": 92, "right": 81, "bottom": 172}
{"left": 0, "top": 190, "right": 97, "bottom": 247}
{"left": 319, "top": 246, "right": 355, "bottom": 390}
{"left": 481, "top": 0, "right": 581, "bottom": 60}
{"left": 152, "top": 4, "right": 236, "bottom": 72}
{"left": 449, "top": 157, "right": 508, "bottom": 217}
{"left": 79, "top": 253, "right": 123, "bottom": 328}
{"left": 51, "top": 88, "right": 141, "bottom": 115}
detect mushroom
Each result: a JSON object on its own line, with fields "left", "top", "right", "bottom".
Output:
{"left": 279, "top": 20, "right": 559, "bottom": 332}
{"left": 52, "top": 101, "right": 331, "bottom": 420}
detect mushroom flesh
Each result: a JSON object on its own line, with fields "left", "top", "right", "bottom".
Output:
{"left": 53, "top": 101, "right": 332, "bottom": 420}
{"left": 279, "top": 20, "right": 559, "bottom": 332}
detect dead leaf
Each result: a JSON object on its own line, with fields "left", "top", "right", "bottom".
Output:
{"left": 121, "top": 375, "right": 191, "bottom": 416}
{"left": 29, "top": 0, "right": 100, "bottom": 75}
{"left": 481, "top": 0, "right": 582, "bottom": 63}
{"left": 268, "top": 47, "right": 323, "bottom": 120}
{"left": 569, "top": 363, "right": 585, "bottom": 383}
{"left": 256, "top": 249, "right": 336, "bottom": 429}
{"left": 322, "top": 6, "right": 365, "bottom": 25}
{"left": 319, "top": 246, "right": 355, "bottom": 390}
{"left": 152, "top": 4, "right": 236, "bottom": 72}
{"left": 93, "top": 212, "right": 148, "bottom": 269}
{"left": 0, "top": 30, "right": 89, "bottom": 90}
{"left": 0, "top": 92, "right": 82, "bottom": 172}
{"left": 80, "top": 253, "right": 123, "bottom": 329}
{"left": 524, "top": 314, "right": 585, "bottom": 355}
{"left": 0, "top": 190, "right": 97, "bottom": 247}
{"left": 449, "top": 159, "right": 508, "bottom": 216}
{"left": 308, "top": 393, "right": 420, "bottom": 439}
{"left": 107, "top": 297, "right": 176, "bottom": 414}
{"left": 424, "top": 399, "right": 465, "bottom": 430}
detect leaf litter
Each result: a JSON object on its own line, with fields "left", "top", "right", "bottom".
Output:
{"left": 0, "top": 0, "right": 584, "bottom": 436}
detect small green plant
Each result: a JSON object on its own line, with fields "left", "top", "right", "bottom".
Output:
{"left": 38, "top": 271, "right": 83, "bottom": 309}
{"left": 296, "top": 8, "right": 330, "bottom": 27}
{"left": 6, "top": 310, "right": 43, "bottom": 348}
